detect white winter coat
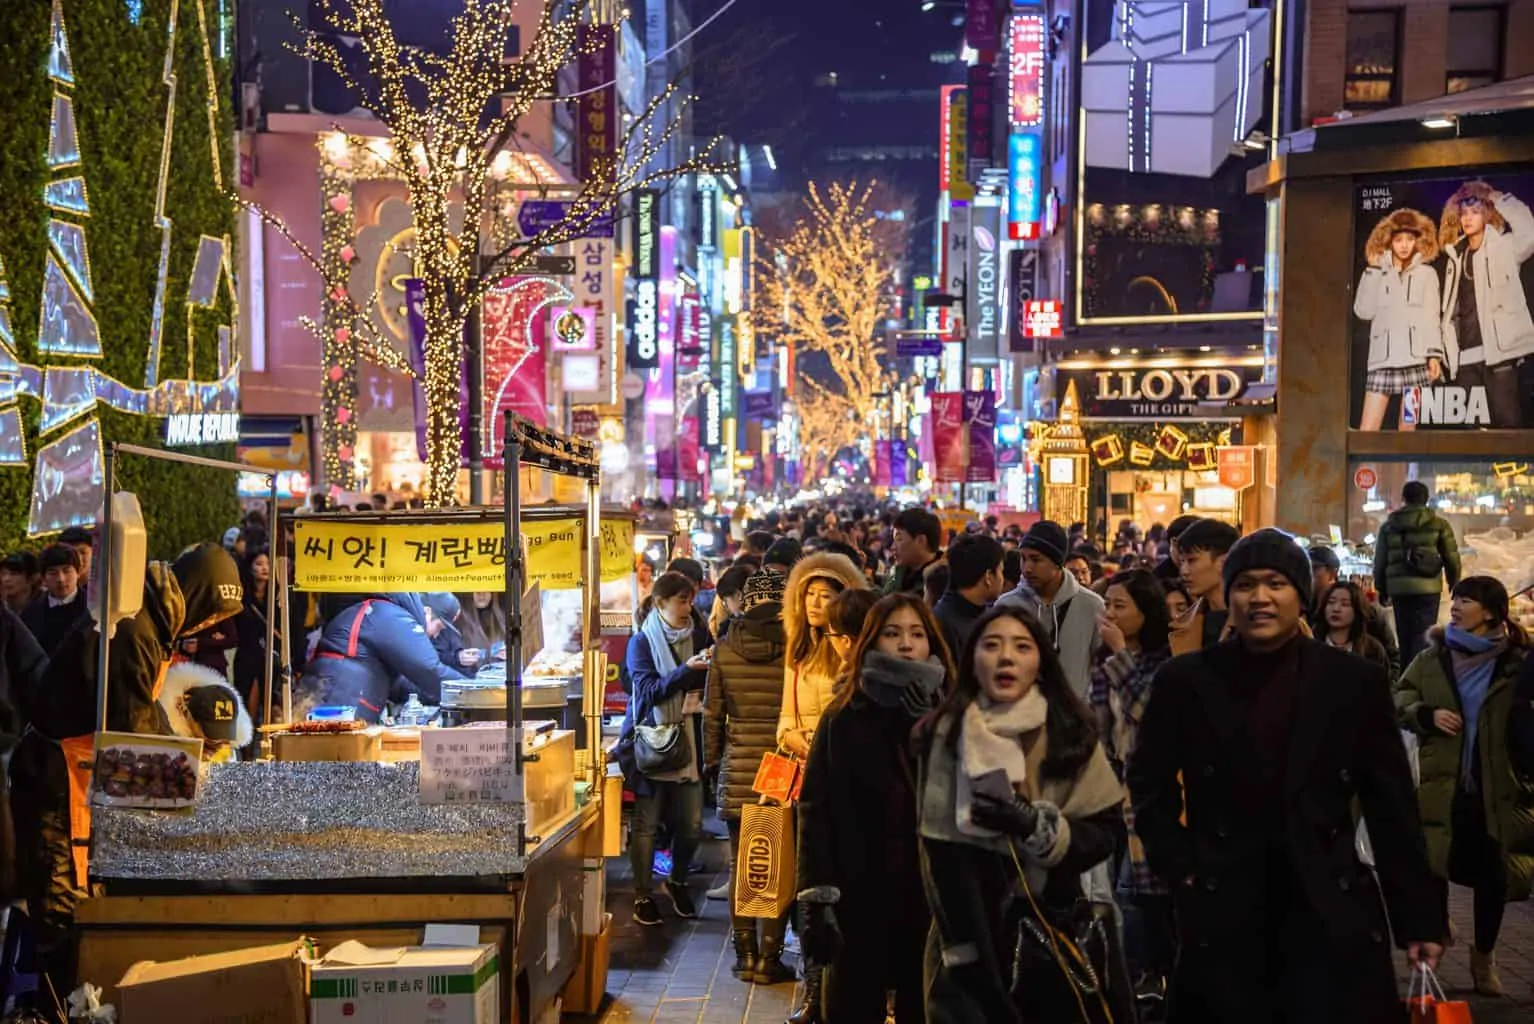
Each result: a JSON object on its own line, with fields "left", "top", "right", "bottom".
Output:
{"left": 1440, "top": 193, "right": 1534, "bottom": 375}
{"left": 1354, "top": 252, "right": 1444, "bottom": 372}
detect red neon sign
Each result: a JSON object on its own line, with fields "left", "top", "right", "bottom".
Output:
{"left": 1022, "top": 299, "right": 1063, "bottom": 339}
{"left": 1009, "top": 14, "right": 1046, "bottom": 130}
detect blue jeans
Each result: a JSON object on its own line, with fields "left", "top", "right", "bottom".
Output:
{"left": 1392, "top": 594, "right": 1440, "bottom": 667}
{"left": 629, "top": 780, "right": 702, "bottom": 897}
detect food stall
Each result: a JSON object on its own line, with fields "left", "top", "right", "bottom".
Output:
{"left": 75, "top": 417, "right": 621, "bottom": 1022}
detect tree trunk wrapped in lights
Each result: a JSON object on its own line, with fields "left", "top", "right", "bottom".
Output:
{"left": 756, "top": 181, "right": 907, "bottom": 481}
{"left": 240, "top": 0, "right": 720, "bottom": 505}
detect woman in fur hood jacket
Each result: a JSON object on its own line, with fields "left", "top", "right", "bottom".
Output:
{"left": 1354, "top": 207, "right": 1444, "bottom": 430}
{"left": 779, "top": 551, "right": 870, "bottom": 758}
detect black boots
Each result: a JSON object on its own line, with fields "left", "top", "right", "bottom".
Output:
{"left": 785, "top": 964, "right": 823, "bottom": 1024}
{"left": 752, "top": 933, "right": 796, "bottom": 986}
{"left": 731, "top": 927, "right": 758, "bottom": 981}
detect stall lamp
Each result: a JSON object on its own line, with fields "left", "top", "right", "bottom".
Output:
{"left": 1420, "top": 115, "right": 1457, "bottom": 130}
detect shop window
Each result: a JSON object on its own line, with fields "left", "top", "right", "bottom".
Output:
{"left": 1446, "top": 6, "right": 1504, "bottom": 94}
{"left": 1344, "top": 9, "right": 1401, "bottom": 111}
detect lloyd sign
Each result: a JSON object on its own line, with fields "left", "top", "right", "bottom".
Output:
{"left": 1059, "top": 360, "right": 1261, "bottom": 419}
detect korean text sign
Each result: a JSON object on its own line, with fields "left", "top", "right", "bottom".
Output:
{"left": 420, "top": 727, "right": 523, "bottom": 804}
{"left": 294, "top": 518, "right": 584, "bottom": 592}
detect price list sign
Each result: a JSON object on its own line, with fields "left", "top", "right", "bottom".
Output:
{"left": 419, "top": 727, "right": 524, "bottom": 805}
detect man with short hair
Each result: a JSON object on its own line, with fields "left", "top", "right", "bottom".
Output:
{"left": 885, "top": 507, "right": 943, "bottom": 595}
{"left": 932, "top": 534, "right": 1005, "bottom": 660}
{"left": 21, "top": 544, "right": 90, "bottom": 658}
{"left": 58, "top": 526, "right": 94, "bottom": 596}
{"left": 1064, "top": 551, "right": 1094, "bottom": 590}
{"left": 1129, "top": 529, "right": 1443, "bottom": 1020}
{"left": 1173, "top": 518, "right": 1240, "bottom": 653}
{"left": 744, "top": 530, "right": 777, "bottom": 559}
{"left": 1307, "top": 545, "right": 1400, "bottom": 675}
{"left": 1154, "top": 514, "right": 1201, "bottom": 584}
{"left": 1373, "top": 481, "right": 1461, "bottom": 666}
{"left": 1, "top": 552, "right": 41, "bottom": 615}
{"left": 997, "top": 520, "right": 1104, "bottom": 698}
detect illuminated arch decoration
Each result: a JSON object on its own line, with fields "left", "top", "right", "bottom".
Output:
{"left": 3, "top": 0, "right": 240, "bottom": 535}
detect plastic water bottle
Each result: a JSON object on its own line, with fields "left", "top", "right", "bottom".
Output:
{"left": 397, "top": 694, "right": 429, "bottom": 727}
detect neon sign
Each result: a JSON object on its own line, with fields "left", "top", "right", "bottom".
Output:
{"left": 1008, "top": 13, "right": 1045, "bottom": 130}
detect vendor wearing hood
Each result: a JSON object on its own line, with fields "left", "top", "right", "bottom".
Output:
{"left": 299, "top": 592, "right": 467, "bottom": 721}
{"left": 10, "top": 542, "right": 244, "bottom": 990}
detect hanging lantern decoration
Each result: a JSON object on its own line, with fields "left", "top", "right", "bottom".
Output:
{"left": 1155, "top": 423, "right": 1189, "bottom": 461}
{"left": 1090, "top": 433, "right": 1124, "bottom": 466}
{"left": 1129, "top": 441, "right": 1155, "bottom": 467}
{"left": 1186, "top": 442, "right": 1215, "bottom": 471}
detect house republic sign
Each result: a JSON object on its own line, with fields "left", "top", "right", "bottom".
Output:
{"left": 1058, "top": 358, "right": 1264, "bottom": 419}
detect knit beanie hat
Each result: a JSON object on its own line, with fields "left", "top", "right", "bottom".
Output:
{"left": 1019, "top": 520, "right": 1069, "bottom": 567}
{"left": 1222, "top": 528, "right": 1314, "bottom": 607}
{"left": 741, "top": 569, "right": 787, "bottom": 612}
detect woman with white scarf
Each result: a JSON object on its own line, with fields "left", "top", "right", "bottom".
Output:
{"left": 913, "top": 605, "right": 1126, "bottom": 1023}
{"left": 619, "top": 571, "right": 714, "bottom": 928}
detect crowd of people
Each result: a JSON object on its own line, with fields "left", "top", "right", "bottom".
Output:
{"left": 615, "top": 487, "right": 1534, "bottom": 1023}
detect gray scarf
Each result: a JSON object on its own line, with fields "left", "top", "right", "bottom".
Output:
{"left": 861, "top": 650, "right": 947, "bottom": 717}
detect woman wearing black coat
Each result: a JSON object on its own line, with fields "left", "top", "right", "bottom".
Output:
{"left": 231, "top": 548, "right": 279, "bottom": 718}
{"left": 796, "top": 594, "right": 955, "bottom": 1023}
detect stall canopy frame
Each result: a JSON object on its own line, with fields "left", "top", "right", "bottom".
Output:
{"left": 95, "top": 444, "right": 279, "bottom": 736}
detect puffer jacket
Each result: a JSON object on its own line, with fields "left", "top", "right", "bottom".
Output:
{"left": 703, "top": 604, "right": 786, "bottom": 819}
{"left": 780, "top": 551, "right": 870, "bottom": 747}
{"left": 299, "top": 593, "right": 467, "bottom": 721}
{"left": 1394, "top": 631, "right": 1534, "bottom": 900}
{"left": 1440, "top": 192, "right": 1534, "bottom": 371}
{"left": 1372, "top": 504, "right": 1461, "bottom": 600}
{"left": 1354, "top": 252, "right": 1444, "bottom": 370}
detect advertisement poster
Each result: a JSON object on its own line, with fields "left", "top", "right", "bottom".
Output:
{"left": 482, "top": 277, "right": 556, "bottom": 468}
{"left": 930, "top": 392, "right": 968, "bottom": 484}
{"left": 966, "top": 390, "right": 997, "bottom": 483}
{"left": 1076, "top": 0, "right": 1273, "bottom": 321}
{"left": 1350, "top": 173, "right": 1534, "bottom": 430}
{"left": 873, "top": 439, "right": 892, "bottom": 488}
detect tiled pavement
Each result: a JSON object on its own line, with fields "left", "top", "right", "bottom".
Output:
{"left": 575, "top": 830, "right": 1534, "bottom": 1022}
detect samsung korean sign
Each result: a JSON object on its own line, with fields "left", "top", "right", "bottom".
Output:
{"left": 629, "top": 189, "right": 661, "bottom": 370}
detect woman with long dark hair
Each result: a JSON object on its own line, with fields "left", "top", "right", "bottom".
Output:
{"left": 795, "top": 594, "right": 954, "bottom": 1023}
{"left": 1319, "top": 581, "right": 1392, "bottom": 675}
{"left": 1395, "top": 575, "right": 1533, "bottom": 995}
{"left": 914, "top": 606, "right": 1125, "bottom": 1022}
{"left": 231, "top": 547, "right": 278, "bottom": 718}
{"left": 456, "top": 592, "right": 506, "bottom": 659}
{"left": 1089, "top": 568, "right": 1173, "bottom": 999}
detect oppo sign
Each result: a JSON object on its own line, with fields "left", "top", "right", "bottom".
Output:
{"left": 633, "top": 278, "right": 658, "bottom": 366}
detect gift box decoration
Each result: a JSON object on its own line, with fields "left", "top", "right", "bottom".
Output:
{"left": 1082, "top": 0, "right": 1273, "bottom": 178}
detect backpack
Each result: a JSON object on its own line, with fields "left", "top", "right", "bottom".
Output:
{"left": 1404, "top": 542, "right": 1443, "bottom": 578}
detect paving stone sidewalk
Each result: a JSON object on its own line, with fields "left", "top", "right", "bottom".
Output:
{"left": 575, "top": 834, "right": 1534, "bottom": 1022}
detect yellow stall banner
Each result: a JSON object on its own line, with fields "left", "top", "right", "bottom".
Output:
{"left": 599, "top": 519, "right": 635, "bottom": 583}
{"left": 294, "top": 518, "right": 586, "bottom": 593}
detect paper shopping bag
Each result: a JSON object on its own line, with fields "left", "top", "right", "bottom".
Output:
{"left": 751, "top": 749, "right": 802, "bottom": 804}
{"left": 734, "top": 800, "right": 796, "bottom": 919}
{"left": 1407, "top": 964, "right": 1472, "bottom": 1024}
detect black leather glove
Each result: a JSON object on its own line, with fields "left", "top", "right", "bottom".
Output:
{"left": 971, "top": 792, "right": 1040, "bottom": 838}
{"left": 796, "top": 889, "right": 843, "bottom": 965}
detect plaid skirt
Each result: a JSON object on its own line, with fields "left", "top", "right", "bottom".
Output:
{"left": 1365, "top": 362, "right": 1432, "bottom": 393}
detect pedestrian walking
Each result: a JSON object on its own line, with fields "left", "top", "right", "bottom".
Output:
{"left": 915, "top": 604, "right": 1125, "bottom": 1023}
{"left": 703, "top": 570, "right": 795, "bottom": 984}
{"left": 1309, "top": 545, "right": 1400, "bottom": 675}
{"left": 1317, "top": 580, "right": 1393, "bottom": 676}
{"left": 1394, "top": 575, "right": 1534, "bottom": 996}
{"left": 932, "top": 534, "right": 1005, "bottom": 663}
{"left": 1128, "top": 529, "right": 1443, "bottom": 1023}
{"left": 797, "top": 594, "right": 953, "bottom": 1024}
{"left": 996, "top": 520, "right": 1104, "bottom": 699}
{"left": 1374, "top": 480, "right": 1461, "bottom": 665}
{"left": 884, "top": 507, "right": 944, "bottom": 596}
{"left": 1169, "top": 518, "right": 1239, "bottom": 654}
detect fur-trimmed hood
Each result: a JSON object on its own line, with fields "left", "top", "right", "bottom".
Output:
{"left": 158, "top": 661, "right": 254, "bottom": 747}
{"left": 784, "top": 551, "right": 869, "bottom": 664}
{"left": 1365, "top": 207, "right": 1439, "bottom": 265}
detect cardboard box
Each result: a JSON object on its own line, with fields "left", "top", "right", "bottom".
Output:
{"left": 310, "top": 942, "right": 498, "bottom": 1024}
{"left": 116, "top": 940, "right": 308, "bottom": 1024}
{"left": 559, "top": 913, "right": 611, "bottom": 1016}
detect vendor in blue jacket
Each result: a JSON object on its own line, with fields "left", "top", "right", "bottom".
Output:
{"left": 300, "top": 592, "right": 466, "bottom": 721}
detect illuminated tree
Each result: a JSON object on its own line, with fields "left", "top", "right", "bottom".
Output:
{"left": 242, "top": 0, "right": 719, "bottom": 506}
{"left": 757, "top": 180, "right": 905, "bottom": 480}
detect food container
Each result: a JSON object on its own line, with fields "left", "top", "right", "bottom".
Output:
{"left": 91, "top": 732, "right": 204, "bottom": 808}
{"left": 272, "top": 727, "right": 383, "bottom": 762}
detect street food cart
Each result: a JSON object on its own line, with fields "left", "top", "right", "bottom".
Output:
{"left": 76, "top": 417, "right": 620, "bottom": 1022}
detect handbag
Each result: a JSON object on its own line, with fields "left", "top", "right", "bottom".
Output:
{"left": 633, "top": 722, "right": 691, "bottom": 775}
{"left": 734, "top": 798, "right": 797, "bottom": 919}
{"left": 752, "top": 747, "right": 804, "bottom": 803}
{"left": 1006, "top": 845, "right": 1133, "bottom": 1024}
{"left": 1406, "top": 963, "right": 1472, "bottom": 1023}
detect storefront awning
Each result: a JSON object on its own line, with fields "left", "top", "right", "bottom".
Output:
{"left": 1280, "top": 75, "right": 1534, "bottom": 157}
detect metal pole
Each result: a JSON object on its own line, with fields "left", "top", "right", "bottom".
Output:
{"left": 262, "top": 479, "right": 278, "bottom": 735}
{"left": 95, "top": 445, "right": 117, "bottom": 735}
{"left": 504, "top": 411, "right": 527, "bottom": 857}
{"left": 467, "top": 301, "right": 484, "bottom": 505}
{"left": 276, "top": 552, "right": 293, "bottom": 726}
{"left": 585, "top": 476, "right": 601, "bottom": 791}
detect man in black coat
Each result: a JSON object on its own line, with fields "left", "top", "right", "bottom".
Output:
{"left": 20, "top": 544, "right": 90, "bottom": 659}
{"left": 1128, "top": 529, "right": 1442, "bottom": 1023}
{"left": 932, "top": 533, "right": 1004, "bottom": 661}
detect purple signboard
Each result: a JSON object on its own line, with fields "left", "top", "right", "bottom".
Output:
{"left": 517, "top": 200, "right": 614, "bottom": 239}
{"left": 896, "top": 336, "right": 944, "bottom": 358}
{"left": 965, "top": 389, "right": 997, "bottom": 483}
{"left": 742, "top": 390, "right": 778, "bottom": 421}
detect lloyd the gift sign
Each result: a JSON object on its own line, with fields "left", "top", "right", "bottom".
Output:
{"left": 1059, "top": 358, "right": 1262, "bottom": 419}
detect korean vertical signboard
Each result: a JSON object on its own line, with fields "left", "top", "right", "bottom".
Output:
{"left": 940, "top": 85, "right": 974, "bottom": 202}
{"left": 628, "top": 189, "right": 660, "bottom": 371}
{"left": 575, "top": 26, "right": 616, "bottom": 193}
{"left": 1007, "top": 9, "right": 1045, "bottom": 241}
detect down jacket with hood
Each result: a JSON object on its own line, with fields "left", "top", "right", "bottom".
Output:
{"left": 1439, "top": 183, "right": 1534, "bottom": 372}
{"left": 779, "top": 551, "right": 869, "bottom": 748}
{"left": 1394, "top": 629, "right": 1534, "bottom": 900}
{"left": 158, "top": 661, "right": 255, "bottom": 752}
{"left": 703, "top": 603, "right": 787, "bottom": 819}
{"left": 1354, "top": 207, "right": 1444, "bottom": 372}
{"left": 299, "top": 593, "right": 467, "bottom": 721}
{"left": 1373, "top": 503, "right": 1462, "bottom": 601}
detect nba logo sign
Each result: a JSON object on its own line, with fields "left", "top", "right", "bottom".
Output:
{"left": 1401, "top": 386, "right": 1420, "bottom": 425}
